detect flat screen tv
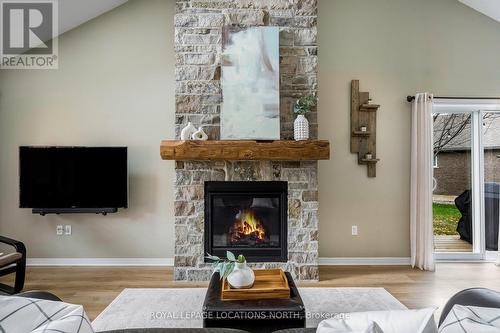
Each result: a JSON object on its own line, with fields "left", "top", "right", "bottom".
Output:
{"left": 19, "top": 146, "right": 128, "bottom": 215}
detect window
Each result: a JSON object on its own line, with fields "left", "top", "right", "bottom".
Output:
{"left": 432, "top": 111, "right": 473, "bottom": 254}
{"left": 433, "top": 155, "right": 439, "bottom": 168}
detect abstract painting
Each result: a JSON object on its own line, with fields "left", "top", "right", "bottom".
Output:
{"left": 221, "top": 27, "right": 280, "bottom": 140}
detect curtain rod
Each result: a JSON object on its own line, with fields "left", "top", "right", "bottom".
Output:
{"left": 406, "top": 96, "right": 500, "bottom": 102}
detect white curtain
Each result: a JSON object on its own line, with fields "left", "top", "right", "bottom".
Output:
{"left": 410, "top": 93, "right": 435, "bottom": 271}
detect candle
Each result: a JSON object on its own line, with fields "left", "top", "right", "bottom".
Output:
{"left": 360, "top": 126, "right": 367, "bottom": 132}
{"left": 365, "top": 153, "right": 373, "bottom": 160}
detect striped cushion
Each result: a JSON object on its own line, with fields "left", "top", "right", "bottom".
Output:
{"left": 0, "top": 295, "right": 94, "bottom": 333}
{"left": 439, "top": 304, "right": 500, "bottom": 332}
{"left": 317, "top": 308, "right": 437, "bottom": 333}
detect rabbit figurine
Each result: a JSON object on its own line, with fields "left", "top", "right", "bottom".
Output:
{"left": 180, "top": 122, "right": 197, "bottom": 140}
{"left": 191, "top": 127, "right": 208, "bottom": 140}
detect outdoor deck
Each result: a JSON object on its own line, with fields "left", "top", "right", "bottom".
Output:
{"left": 434, "top": 235, "right": 473, "bottom": 252}
{"left": 432, "top": 195, "right": 455, "bottom": 204}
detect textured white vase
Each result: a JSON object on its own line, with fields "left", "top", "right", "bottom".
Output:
{"left": 294, "top": 114, "right": 309, "bottom": 141}
{"left": 191, "top": 127, "right": 208, "bottom": 140}
{"left": 227, "top": 262, "right": 255, "bottom": 289}
{"left": 180, "top": 122, "right": 197, "bottom": 140}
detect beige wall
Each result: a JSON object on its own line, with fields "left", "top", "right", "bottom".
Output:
{"left": 318, "top": 0, "right": 500, "bottom": 257}
{"left": 2, "top": 0, "right": 500, "bottom": 260}
{"left": 0, "top": 0, "right": 176, "bottom": 258}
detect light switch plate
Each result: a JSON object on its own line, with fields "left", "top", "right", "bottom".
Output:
{"left": 56, "top": 225, "right": 63, "bottom": 236}
{"left": 64, "top": 225, "right": 72, "bottom": 235}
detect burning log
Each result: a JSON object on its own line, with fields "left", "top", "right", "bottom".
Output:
{"left": 228, "top": 209, "right": 268, "bottom": 245}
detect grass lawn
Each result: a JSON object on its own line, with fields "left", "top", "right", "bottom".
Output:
{"left": 433, "top": 203, "right": 461, "bottom": 235}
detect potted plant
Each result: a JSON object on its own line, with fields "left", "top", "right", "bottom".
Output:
{"left": 206, "top": 251, "right": 255, "bottom": 289}
{"left": 293, "top": 95, "right": 317, "bottom": 141}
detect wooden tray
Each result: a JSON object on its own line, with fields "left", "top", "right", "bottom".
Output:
{"left": 221, "top": 269, "right": 290, "bottom": 300}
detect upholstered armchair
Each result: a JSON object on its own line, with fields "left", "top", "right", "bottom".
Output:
{"left": 0, "top": 235, "right": 26, "bottom": 294}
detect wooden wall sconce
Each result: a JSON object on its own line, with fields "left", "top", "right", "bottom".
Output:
{"left": 350, "top": 80, "right": 380, "bottom": 177}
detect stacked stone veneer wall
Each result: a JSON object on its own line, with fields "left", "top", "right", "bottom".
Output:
{"left": 174, "top": 0, "right": 319, "bottom": 281}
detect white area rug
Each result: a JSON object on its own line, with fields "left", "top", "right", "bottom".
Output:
{"left": 92, "top": 288, "right": 406, "bottom": 332}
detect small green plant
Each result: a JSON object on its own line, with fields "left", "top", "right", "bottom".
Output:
{"left": 294, "top": 95, "right": 318, "bottom": 115}
{"left": 206, "top": 251, "right": 246, "bottom": 280}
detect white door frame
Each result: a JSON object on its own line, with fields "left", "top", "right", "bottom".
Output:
{"left": 432, "top": 99, "right": 500, "bottom": 261}
{"left": 481, "top": 109, "right": 500, "bottom": 263}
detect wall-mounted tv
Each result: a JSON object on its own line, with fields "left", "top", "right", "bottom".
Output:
{"left": 19, "top": 146, "right": 128, "bottom": 215}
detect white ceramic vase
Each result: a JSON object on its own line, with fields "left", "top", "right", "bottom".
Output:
{"left": 191, "top": 126, "right": 208, "bottom": 140}
{"left": 180, "top": 122, "right": 197, "bottom": 140}
{"left": 227, "top": 261, "right": 255, "bottom": 289}
{"left": 294, "top": 114, "right": 309, "bottom": 141}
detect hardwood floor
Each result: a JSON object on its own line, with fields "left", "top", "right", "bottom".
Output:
{"left": 1, "top": 263, "right": 499, "bottom": 321}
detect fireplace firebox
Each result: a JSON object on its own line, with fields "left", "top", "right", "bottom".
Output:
{"left": 204, "top": 181, "right": 288, "bottom": 262}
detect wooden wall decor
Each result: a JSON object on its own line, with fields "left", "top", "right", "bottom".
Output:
{"left": 351, "top": 80, "right": 380, "bottom": 177}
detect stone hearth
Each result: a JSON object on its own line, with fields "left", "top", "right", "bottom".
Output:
{"left": 174, "top": 0, "right": 319, "bottom": 281}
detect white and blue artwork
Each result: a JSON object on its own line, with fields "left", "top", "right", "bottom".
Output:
{"left": 221, "top": 27, "right": 280, "bottom": 140}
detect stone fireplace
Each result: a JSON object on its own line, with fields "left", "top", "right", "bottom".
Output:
{"left": 174, "top": 0, "right": 319, "bottom": 281}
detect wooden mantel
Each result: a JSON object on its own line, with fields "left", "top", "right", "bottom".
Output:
{"left": 160, "top": 140, "right": 330, "bottom": 161}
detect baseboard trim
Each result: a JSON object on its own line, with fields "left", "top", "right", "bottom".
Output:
{"left": 27, "top": 258, "right": 174, "bottom": 266}
{"left": 27, "top": 257, "right": 413, "bottom": 267}
{"left": 318, "top": 257, "right": 411, "bottom": 265}
{"left": 26, "top": 256, "right": 496, "bottom": 267}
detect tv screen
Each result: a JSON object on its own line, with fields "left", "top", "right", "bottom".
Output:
{"left": 19, "top": 146, "right": 128, "bottom": 209}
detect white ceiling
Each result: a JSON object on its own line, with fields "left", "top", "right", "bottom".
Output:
{"left": 13, "top": 0, "right": 498, "bottom": 41}
{"left": 458, "top": 0, "right": 500, "bottom": 23}
{"left": 58, "top": 0, "right": 128, "bottom": 36}
{"left": 32, "top": 0, "right": 500, "bottom": 39}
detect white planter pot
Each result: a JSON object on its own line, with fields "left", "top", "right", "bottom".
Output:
{"left": 294, "top": 114, "right": 309, "bottom": 141}
{"left": 227, "top": 262, "right": 255, "bottom": 289}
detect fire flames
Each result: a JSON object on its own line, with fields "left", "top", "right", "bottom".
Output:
{"left": 229, "top": 209, "right": 267, "bottom": 244}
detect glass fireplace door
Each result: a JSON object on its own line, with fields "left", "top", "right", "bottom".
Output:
{"left": 211, "top": 195, "right": 281, "bottom": 248}
{"left": 204, "top": 181, "right": 288, "bottom": 262}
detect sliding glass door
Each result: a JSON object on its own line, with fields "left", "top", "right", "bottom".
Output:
{"left": 432, "top": 100, "right": 500, "bottom": 260}
{"left": 432, "top": 112, "right": 474, "bottom": 254}
{"left": 483, "top": 112, "right": 500, "bottom": 258}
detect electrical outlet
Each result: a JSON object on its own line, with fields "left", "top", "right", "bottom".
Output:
{"left": 64, "top": 225, "right": 72, "bottom": 235}
{"left": 56, "top": 225, "right": 64, "bottom": 236}
{"left": 351, "top": 225, "right": 358, "bottom": 236}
